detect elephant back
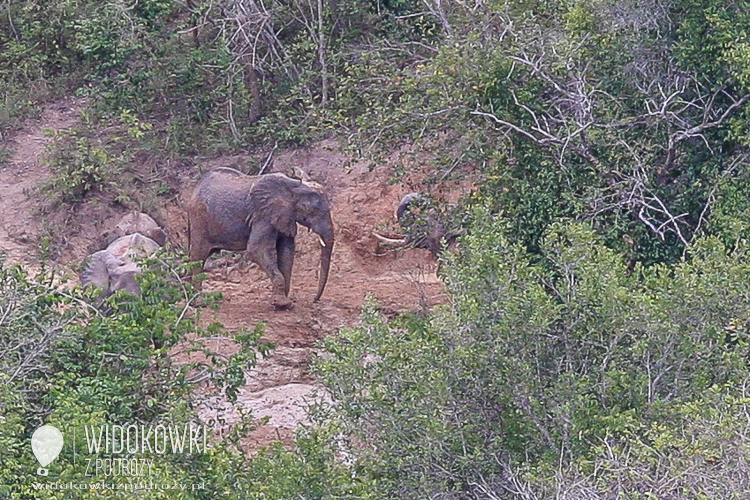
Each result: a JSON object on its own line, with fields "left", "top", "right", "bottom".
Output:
{"left": 107, "top": 233, "right": 161, "bottom": 260}
{"left": 192, "top": 168, "right": 260, "bottom": 219}
{"left": 115, "top": 212, "right": 167, "bottom": 246}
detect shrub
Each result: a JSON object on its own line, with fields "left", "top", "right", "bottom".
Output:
{"left": 316, "top": 209, "right": 750, "bottom": 499}
{"left": 0, "top": 253, "right": 274, "bottom": 499}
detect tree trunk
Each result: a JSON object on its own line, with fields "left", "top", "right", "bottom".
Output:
{"left": 244, "top": 56, "right": 263, "bottom": 124}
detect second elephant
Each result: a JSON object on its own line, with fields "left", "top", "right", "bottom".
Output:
{"left": 185, "top": 168, "right": 335, "bottom": 308}
{"left": 81, "top": 232, "right": 163, "bottom": 301}
{"left": 377, "top": 192, "right": 461, "bottom": 258}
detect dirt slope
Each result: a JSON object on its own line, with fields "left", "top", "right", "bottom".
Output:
{"left": 0, "top": 101, "right": 468, "bottom": 451}
{"left": 0, "top": 100, "right": 82, "bottom": 267}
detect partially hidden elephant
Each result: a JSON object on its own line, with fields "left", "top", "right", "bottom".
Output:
{"left": 81, "top": 232, "right": 162, "bottom": 302}
{"left": 374, "top": 192, "right": 461, "bottom": 258}
{"left": 114, "top": 211, "right": 167, "bottom": 246}
{"left": 185, "top": 168, "right": 335, "bottom": 309}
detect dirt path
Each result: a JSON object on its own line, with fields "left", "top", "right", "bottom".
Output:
{"left": 0, "top": 100, "right": 82, "bottom": 266}
{"left": 0, "top": 102, "right": 466, "bottom": 451}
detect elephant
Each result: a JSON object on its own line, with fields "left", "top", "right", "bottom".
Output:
{"left": 374, "top": 192, "right": 461, "bottom": 258}
{"left": 114, "top": 212, "right": 168, "bottom": 246}
{"left": 81, "top": 233, "right": 163, "bottom": 302}
{"left": 185, "top": 167, "right": 335, "bottom": 309}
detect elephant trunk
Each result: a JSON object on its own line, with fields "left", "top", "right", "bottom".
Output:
{"left": 314, "top": 224, "right": 335, "bottom": 302}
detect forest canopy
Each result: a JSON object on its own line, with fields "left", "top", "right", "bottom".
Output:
{"left": 3, "top": 0, "right": 750, "bottom": 260}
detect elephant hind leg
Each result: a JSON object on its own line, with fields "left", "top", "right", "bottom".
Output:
{"left": 187, "top": 213, "right": 210, "bottom": 263}
{"left": 187, "top": 211, "right": 214, "bottom": 288}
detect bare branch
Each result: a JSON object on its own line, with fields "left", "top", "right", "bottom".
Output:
{"left": 674, "top": 93, "right": 750, "bottom": 144}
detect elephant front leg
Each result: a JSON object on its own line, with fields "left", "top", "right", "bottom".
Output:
{"left": 277, "top": 236, "right": 295, "bottom": 296}
{"left": 247, "top": 229, "right": 292, "bottom": 309}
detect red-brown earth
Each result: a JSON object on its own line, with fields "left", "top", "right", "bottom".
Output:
{"left": 0, "top": 100, "right": 471, "bottom": 451}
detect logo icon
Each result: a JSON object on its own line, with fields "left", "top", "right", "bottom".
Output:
{"left": 31, "top": 425, "right": 64, "bottom": 476}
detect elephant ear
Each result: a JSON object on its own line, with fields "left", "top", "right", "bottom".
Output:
{"left": 247, "top": 174, "right": 298, "bottom": 237}
{"left": 81, "top": 250, "right": 122, "bottom": 291}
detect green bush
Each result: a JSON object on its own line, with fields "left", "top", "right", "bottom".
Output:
{"left": 316, "top": 209, "right": 750, "bottom": 499}
{"left": 43, "top": 131, "right": 113, "bottom": 202}
{"left": 0, "top": 253, "right": 276, "bottom": 499}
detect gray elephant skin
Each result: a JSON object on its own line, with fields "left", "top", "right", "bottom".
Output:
{"left": 114, "top": 212, "right": 167, "bottom": 246}
{"left": 81, "top": 233, "right": 162, "bottom": 302}
{"left": 394, "top": 192, "right": 460, "bottom": 257}
{"left": 185, "top": 168, "right": 335, "bottom": 308}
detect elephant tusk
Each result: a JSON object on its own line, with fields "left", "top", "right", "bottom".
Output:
{"left": 372, "top": 232, "right": 407, "bottom": 245}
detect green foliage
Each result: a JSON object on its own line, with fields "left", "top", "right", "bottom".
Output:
{"left": 43, "top": 130, "right": 113, "bottom": 202}
{"left": 708, "top": 168, "right": 750, "bottom": 246}
{"left": 0, "top": 84, "right": 44, "bottom": 140}
{"left": 40, "top": 109, "right": 173, "bottom": 208}
{"left": 0, "top": 253, "right": 273, "bottom": 499}
{"left": 0, "top": 248, "right": 374, "bottom": 499}
{"left": 518, "top": 391, "right": 750, "bottom": 499}
{"left": 317, "top": 210, "right": 750, "bottom": 498}
{"left": 318, "top": 304, "right": 488, "bottom": 497}
{"left": 231, "top": 425, "right": 377, "bottom": 499}
{"left": 0, "top": 260, "right": 76, "bottom": 416}
{"left": 675, "top": 0, "right": 750, "bottom": 89}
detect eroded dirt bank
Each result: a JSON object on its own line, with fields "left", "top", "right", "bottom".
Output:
{"left": 1, "top": 101, "right": 469, "bottom": 450}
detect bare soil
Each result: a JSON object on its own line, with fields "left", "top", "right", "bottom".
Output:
{"left": 0, "top": 100, "right": 83, "bottom": 267}
{"left": 0, "top": 101, "right": 470, "bottom": 451}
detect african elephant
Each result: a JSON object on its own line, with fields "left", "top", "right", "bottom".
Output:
{"left": 114, "top": 212, "right": 168, "bottom": 246}
{"left": 185, "top": 168, "right": 335, "bottom": 309}
{"left": 374, "top": 192, "right": 461, "bottom": 258}
{"left": 81, "top": 233, "right": 162, "bottom": 302}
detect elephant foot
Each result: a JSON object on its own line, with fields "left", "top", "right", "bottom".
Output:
{"left": 272, "top": 295, "right": 293, "bottom": 310}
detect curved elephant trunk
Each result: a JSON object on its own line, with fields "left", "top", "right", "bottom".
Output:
{"left": 314, "top": 225, "right": 335, "bottom": 302}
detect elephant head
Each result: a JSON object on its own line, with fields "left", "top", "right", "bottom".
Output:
{"left": 114, "top": 212, "right": 168, "bottom": 246}
{"left": 81, "top": 250, "right": 141, "bottom": 302}
{"left": 186, "top": 168, "right": 335, "bottom": 308}
{"left": 81, "top": 250, "right": 125, "bottom": 297}
{"left": 374, "top": 192, "right": 461, "bottom": 258}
